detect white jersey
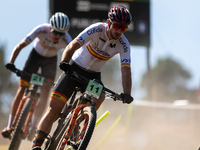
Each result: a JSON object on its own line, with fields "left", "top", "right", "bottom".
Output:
{"left": 23, "top": 23, "right": 72, "bottom": 57}
{"left": 72, "top": 22, "right": 131, "bottom": 72}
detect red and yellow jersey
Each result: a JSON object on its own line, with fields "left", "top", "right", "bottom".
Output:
{"left": 23, "top": 23, "right": 72, "bottom": 57}
{"left": 72, "top": 22, "right": 131, "bottom": 72}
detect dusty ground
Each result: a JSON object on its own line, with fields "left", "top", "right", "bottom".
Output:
{"left": 1, "top": 99, "right": 200, "bottom": 150}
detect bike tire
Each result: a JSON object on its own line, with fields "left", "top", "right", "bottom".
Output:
{"left": 44, "top": 105, "right": 73, "bottom": 150}
{"left": 8, "top": 97, "right": 33, "bottom": 150}
{"left": 52, "top": 106, "right": 96, "bottom": 150}
{"left": 44, "top": 100, "right": 78, "bottom": 150}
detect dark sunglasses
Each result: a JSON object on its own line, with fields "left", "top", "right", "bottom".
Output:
{"left": 109, "top": 19, "right": 128, "bottom": 32}
{"left": 53, "top": 30, "right": 65, "bottom": 36}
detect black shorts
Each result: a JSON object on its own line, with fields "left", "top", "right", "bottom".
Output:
{"left": 50, "top": 61, "right": 103, "bottom": 104}
{"left": 21, "top": 48, "right": 57, "bottom": 82}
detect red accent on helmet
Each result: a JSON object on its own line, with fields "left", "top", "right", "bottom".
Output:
{"left": 108, "top": 5, "right": 132, "bottom": 25}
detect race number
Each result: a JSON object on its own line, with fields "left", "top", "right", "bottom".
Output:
{"left": 30, "top": 73, "right": 45, "bottom": 86}
{"left": 85, "top": 80, "right": 103, "bottom": 99}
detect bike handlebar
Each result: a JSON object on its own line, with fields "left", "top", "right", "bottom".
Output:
{"left": 11, "top": 68, "right": 54, "bottom": 86}
{"left": 67, "top": 69, "right": 122, "bottom": 101}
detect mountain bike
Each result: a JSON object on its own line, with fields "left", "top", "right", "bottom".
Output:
{"left": 8, "top": 68, "right": 54, "bottom": 150}
{"left": 43, "top": 69, "right": 123, "bottom": 150}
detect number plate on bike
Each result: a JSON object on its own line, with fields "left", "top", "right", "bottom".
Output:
{"left": 30, "top": 73, "right": 45, "bottom": 86}
{"left": 85, "top": 80, "right": 103, "bottom": 99}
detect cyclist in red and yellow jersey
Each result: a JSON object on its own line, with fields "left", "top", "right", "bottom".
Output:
{"left": 32, "top": 5, "right": 133, "bottom": 150}
{"left": 1, "top": 12, "right": 72, "bottom": 139}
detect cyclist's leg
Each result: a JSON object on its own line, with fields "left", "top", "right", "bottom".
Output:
{"left": 92, "top": 91, "right": 105, "bottom": 110}
{"left": 16, "top": 49, "right": 40, "bottom": 139}
{"left": 31, "top": 55, "right": 57, "bottom": 129}
{"left": 78, "top": 68, "right": 105, "bottom": 111}
{"left": 1, "top": 49, "right": 39, "bottom": 138}
{"left": 28, "top": 83, "right": 53, "bottom": 140}
{"left": 20, "top": 49, "right": 40, "bottom": 130}
{"left": 31, "top": 84, "right": 52, "bottom": 128}
{"left": 32, "top": 97, "right": 65, "bottom": 148}
{"left": 10, "top": 86, "right": 26, "bottom": 118}
{"left": 32, "top": 73, "right": 77, "bottom": 149}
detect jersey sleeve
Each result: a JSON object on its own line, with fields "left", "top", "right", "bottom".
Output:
{"left": 23, "top": 24, "right": 44, "bottom": 45}
{"left": 74, "top": 23, "right": 103, "bottom": 46}
{"left": 119, "top": 38, "right": 131, "bottom": 68}
{"left": 64, "top": 32, "right": 72, "bottom": 45}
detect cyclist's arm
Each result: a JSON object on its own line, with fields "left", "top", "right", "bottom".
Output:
{"left": 121, "top": 66, "right": 132, "bottom": 94}
{"left": 9, "top": 25, "right": 41, "bottom": 64}
{"left": 9, "top": 41, "right": 27, "bottom": 64}
{"left": 61, "top": 39, "right": 81, "bottom": 63}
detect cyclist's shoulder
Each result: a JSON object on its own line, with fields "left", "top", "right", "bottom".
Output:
{"left": 61, "top": 32, "right": 73, "bottom": 44}
{"left": 118, "top": 34, "right": 130, "bottom": 46}
{"left": 115, "top": 35, "right": 131, "bottom": 53}
{"left": 86, "top": 22, "right": 106, "bottom": 32}
{"left": 28, "top": 23, "right": 50, "bottom": 37}
{"left": 91, "top": 22, "right": 106, "bottom": 27}
{"left": 34, "top": 23, "right": 50, "bottom": 30}
{"left": 64, "top": 32, "right": 72, "bottom": 39}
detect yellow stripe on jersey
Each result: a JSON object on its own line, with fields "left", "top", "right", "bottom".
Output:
{"left": 87, "top": 45, "right": 112, "bottom": 60}
{"left": 39, "top": 41, "right": 55, "bottom": 50}
{"left": 24, "top": 38, "right": 30, "bottom": 45}
{"left": 50, "top": 91, "right": 68, "bottom": 103}
{"left": 19, "top": 79, "right": 30, "bottom": 88}
{"left": 121, "top": 63, "right": 131, "bottom": 67}
{"left": 75, "top": 39, "right": 83, "bottom": 46}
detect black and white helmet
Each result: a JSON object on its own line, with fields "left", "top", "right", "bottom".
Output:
{"left": 50, "top": 12, "right": 70, "bottom": 33}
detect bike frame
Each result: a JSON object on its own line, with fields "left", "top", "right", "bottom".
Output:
{"left": 59, "top": 104, "right": 89, "bottom": 149}
{"left": 11, "top": 82, "right": 41, "bottom": 137}
{"left": 44, "top": 69, "right": 122, "bottom": 150}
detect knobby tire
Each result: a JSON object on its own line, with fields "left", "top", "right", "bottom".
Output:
{"left": 8, "top": 97, "right": 33, "bottom": 150}
{"left": 48, "top": 106, "right": 96, "bottom": 150}
{"left": 44, "top": 105, "right": 73, "bottom": 150}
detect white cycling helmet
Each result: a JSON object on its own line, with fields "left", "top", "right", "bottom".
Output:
{"left": 50, "top": 12, "right": 70, "bottom": 33}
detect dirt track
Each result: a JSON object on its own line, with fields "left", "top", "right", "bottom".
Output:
{"left": 1, "top": 99, "right": 200, "bottom": 150}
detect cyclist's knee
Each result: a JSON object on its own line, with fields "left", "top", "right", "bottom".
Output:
{"left": 18, "top": 86, "right": 26, "bottom": 92}
{"left": 14, "top": 86, "right": 26, "bottom": 100}
{"left": 100, "top": 92, "right": 105, "bottom": 100}
{"left": 48, "top": 99, "right": 65, "bottom": 117}
{"left": 92, "top": 96, "right": 105, "bottom": 110}
{"left": 41, "top": 84, "right": 52, "bottom": 92}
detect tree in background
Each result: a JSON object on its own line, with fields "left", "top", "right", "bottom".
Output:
{"left": 140, "top": 57, "right": 197, "bottom": 102}
{"left": 0, "top": 43, "right": 18, "bottom": 127}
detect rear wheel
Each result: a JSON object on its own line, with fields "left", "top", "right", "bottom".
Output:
{"left": 55, "top": 106, "right": 96, "bottom": 150}
{"left": 9, "top": 97, "right": 33, "bottom": 150}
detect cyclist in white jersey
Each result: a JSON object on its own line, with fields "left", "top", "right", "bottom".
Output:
{"left": 31, "top": 5, "right": 133, "bottom": 149}
{"left": 1, "top": 12, "right": 72, "bottom": 140}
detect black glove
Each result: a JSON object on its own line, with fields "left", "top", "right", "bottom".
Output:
{"left": 121, "top": 93, "right": 134, "bottom": 104}
{"left": 5, "top": 63, "right": 16, "bottom": 72}
{"left": 59, "top": 61, "right": 70, "bottom": 72}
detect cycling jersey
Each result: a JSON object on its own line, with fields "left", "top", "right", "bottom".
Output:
{"left": 23, "top": 23, "right": 72, "bottom": 57}
{"left": 72, "top": 22, "right": 131, "bottom": 72}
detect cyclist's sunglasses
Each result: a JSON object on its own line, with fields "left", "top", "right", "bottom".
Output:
{"left": 109, "top": 19, "right": 128, "bottom": 32}
{"left": 53, "top": 30, "right": 65, "bottom": 36}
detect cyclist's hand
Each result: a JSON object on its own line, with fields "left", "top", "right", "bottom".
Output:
{"left": 5, "top": 63, "right": 16, "bottom": 72}
{"left": 121, "top": 93, "right": 134, "bottom": 104}
{"left": 59, "top": 61, "right": 70, "bottom": 72}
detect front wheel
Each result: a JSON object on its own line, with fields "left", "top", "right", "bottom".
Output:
{"left": 9, "top": 97, "right": 33, "bottom": 150}
{"left": 56, "top": 106, "right": 96, "bottom": 150}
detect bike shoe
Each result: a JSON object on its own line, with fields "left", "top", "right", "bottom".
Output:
{"left": 27, "top": 128, "right": 36, "bottom": 141}
{"left": 1, "top": 127, "right": 13, "bottom": 139}
{"left": 32, "top": 146, "right": 41, "bottom": 150}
